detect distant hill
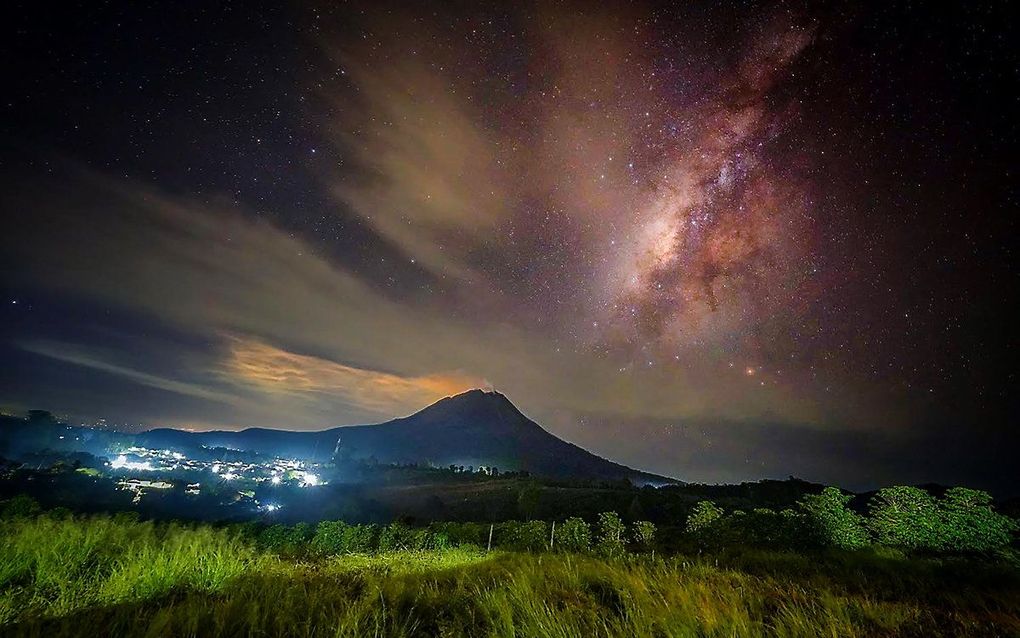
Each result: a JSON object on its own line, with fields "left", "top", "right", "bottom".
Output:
{"left": 137, "top": 389, "right": 673, "bottom": 483}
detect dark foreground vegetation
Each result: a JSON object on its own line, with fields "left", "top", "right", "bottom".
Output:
{"left": 2, "top": 488, "right": 1018, "bottom": 637}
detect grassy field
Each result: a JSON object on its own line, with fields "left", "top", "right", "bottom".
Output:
{"left": 1, "top": 514, "right": 1019, "bottom": 637}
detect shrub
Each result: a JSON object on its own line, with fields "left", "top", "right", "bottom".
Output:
{"left": 733, "top": 508, "right": 801, "bottom": 549}
{"left": 595, "top": 511, "right": 626, "bottom": 558}
{"left": 433, "top": 522, "right": 487, "bottom": 547}
{"left": 493, "top": 521, "right": 521, "bottom": 549}
{"left": 378, "top": 522, "right": 415, "bottom": 551}
{"left": 311, "top": 520, "right": 350, "bottom": 556}
{"left": 1, "top": 495, "right": 42, "bottom": 519}
{"left": 409, "top": 528, "right": 450, "bottom": 551}
{"left": 257, "top": 524, "right": 289, "bottom": 552}
{"left": 867, "top": 486, "right": 943, "bottom": 551}
{"left": 557, "top": 517, "right": 591, "bottom": 553}
{"left": 345, "top": 524, "right": 378, "bottom": 553}
{"left": 799, "top": 487, "right": 870, "bottom": 549}
{"left": 258, "top": 523, "right": 313, "bottom": 555}
{"left": 507, "top": 520, "right": 548, "bottom": 552}
{"left": 630, "top": 520, "right": 656, "bottom": 552}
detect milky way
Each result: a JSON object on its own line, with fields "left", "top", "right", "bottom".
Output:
{"left": 324, "top": 8, "right": 828, "bottom": 391}
{"left": 1, "top": 1, "right": 1016, "bottom": 490}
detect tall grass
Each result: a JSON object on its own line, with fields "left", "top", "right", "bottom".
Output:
{"left": 1, "top": 513, "right": 1018, "bottom": 637}
{"left": 0, "top": 514, "right": 267, "bottom": 624}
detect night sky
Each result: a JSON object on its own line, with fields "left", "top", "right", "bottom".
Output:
{"left": 1, "top": 1, "right": 1016, "bottom": 492}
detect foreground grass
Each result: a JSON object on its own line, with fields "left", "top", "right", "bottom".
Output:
{"left": 1, "top": 515, "right": 1018, "bottom": 637}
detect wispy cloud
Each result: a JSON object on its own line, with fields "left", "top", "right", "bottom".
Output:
{"left": 221, "top": 335, "right": 482, "bottom": 417}
{"left": 0, "top": 167, "right": 838, "bottom": 430}
{"left": 18, "top": 340, "right": 240, "bottom": 406}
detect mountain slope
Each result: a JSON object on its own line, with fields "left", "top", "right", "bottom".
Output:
{"left": 138, "top": 390, "right": 672, "bottom": 482}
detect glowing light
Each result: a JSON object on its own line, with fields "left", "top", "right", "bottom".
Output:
{"left": 302, "top": 473, "right": 319, "bottom": 487}
{"left": 222, "top": 472, "right": 238, "bottom": 481}
{"left": 111, "top": 455, "right": 154, "bottom": 471}
{"left": 271, "top": 475, "right": 282, "bottom": 485}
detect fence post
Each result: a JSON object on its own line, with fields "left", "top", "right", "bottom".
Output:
{"left": 549, "top": 520, "right": 555, "bottom": 551}
{"left": 487, "top": 523, "right": 493, "bottom": 552}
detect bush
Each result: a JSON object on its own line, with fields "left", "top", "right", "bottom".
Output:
{"left": 1, "top": 495, "right": 42, "bottom": 519}
{"left": 378, "top": 522, "right": 415, "bottom": 552}
{"left": 431, "top": 522, "right": 487, "bottom": 547}
{"left": 493, "top": 521, "right": 521, "bottom": 549}
{"left": 557, "top": 517, "right": 591, "bottom": 552}
{"left": 630, "top": 520, "right": 656, "bottom": 552}
{"left": 258, "top": 523, "right": 313, "bottom": 555}
{"left": 346, "top": 523, "right": 378, "bottom": 553}
{"left": 505, "top": 520, "right": 548, "bottom": 552}
{"left": 734, "top": 508, "right": 801, "bottom": 549}
{"left": 867, "top": 486, "right": 944, "bottom": 551}
{"left": 410, "top": 528, "right": 450, "bottom": 551}
{"left": 799, "top": 487, "right": 870, "bottom": 549}
{"left": 595, "top": 511, "right": 626, "bottom": 558}
{"left": 311, "top": 520, "right": 350, "bottom": 556}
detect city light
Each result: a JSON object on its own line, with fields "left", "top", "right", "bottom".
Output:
{"left": 271, "top": 475, "right": 282, "bottom": 485}
{"left": 111, "top": 455, "right": 154, "bottom": 471}
{"left": 302, "top": 472, "right": 319, "bottom": 487}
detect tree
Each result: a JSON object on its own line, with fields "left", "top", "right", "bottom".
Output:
{"left": 799, "top": 487, "right": 870, "bottom": 549}
{"left": 686, "top": 500, "right": 724, "bottom": 533}
{"left": 26, "top": 410, "right": 57, "bottom": 425}
{"left": 596, "top": 511, "right": 626, "bottom": 557}
{"left": 630, "top": 520, "right": 656, "bottom": 552}
{"left": 557, "top": 517, "right": 591, "bottom": 552}
{"left": 867, "top": 486, "right": 943, "bottom": 550}
{"left": 939, "top": 487, "right": 1017, "bottom": 552}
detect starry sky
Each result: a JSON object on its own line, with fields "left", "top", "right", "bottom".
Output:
{"left": 1, "top": 1, "right": 1016, "bottom": 492}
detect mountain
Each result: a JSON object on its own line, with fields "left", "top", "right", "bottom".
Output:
{"left": 137, "top": 389, "right": 673, "bottom": 483}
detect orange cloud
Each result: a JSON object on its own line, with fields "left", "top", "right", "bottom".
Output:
{"left": 222, "top": 336, "right": 481, "bottom": 417}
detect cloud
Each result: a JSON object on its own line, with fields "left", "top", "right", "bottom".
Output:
{"left": 18, "top": 340, "right": 240, "bottom": 406}
{"left": 221, "top": 335, "right": 482, "bottom": 417}
{"left": 0, "top": 166, "right": 840, "bottom": 431}
{"left": 320, "top": 20, "right": 513, "bottom": 282}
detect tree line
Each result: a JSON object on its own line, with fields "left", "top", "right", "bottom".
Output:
{"left": 3, "top": 483, "right": 1016, "bottom": 558}
{"left": 687, "top": 485, "right": 1017, "bottom": 553}
{"left": 237, "top": 485, "right": 1016, "bottom": 558}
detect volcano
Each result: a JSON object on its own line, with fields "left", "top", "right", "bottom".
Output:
{"left": 138, "top": 389, "right": 672, "bottom": 483}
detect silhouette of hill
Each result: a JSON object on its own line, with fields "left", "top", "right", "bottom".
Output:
{"left": 137, "top": 390, "right": 673, "bottom": 483}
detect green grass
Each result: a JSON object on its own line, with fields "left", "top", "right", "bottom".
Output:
{"left": 1, "top": 514, "right": 1018, "bottom": 637}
